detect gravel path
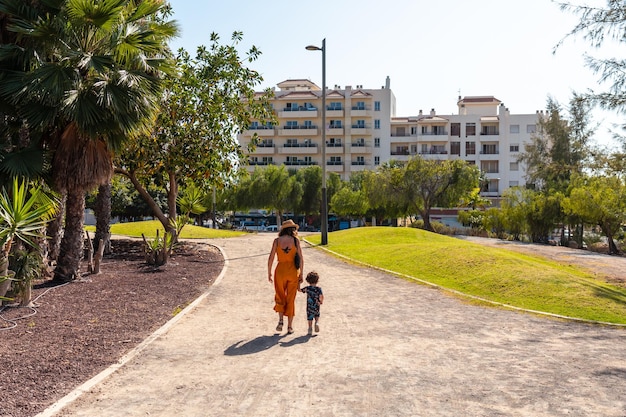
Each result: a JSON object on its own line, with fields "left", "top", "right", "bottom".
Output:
{"left": 43, "top": 234, "right": 626, "bottom": 417}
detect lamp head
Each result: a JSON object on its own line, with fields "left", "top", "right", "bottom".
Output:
{"left": 306, "top": 45, "right": 321, "bottom": 51}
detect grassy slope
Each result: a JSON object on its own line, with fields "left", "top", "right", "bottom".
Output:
{"left": 85, "top": 220, "right": 245, "bottom": 239}
{"left": 306, "top": 227, "right": 626, "bottom": 324}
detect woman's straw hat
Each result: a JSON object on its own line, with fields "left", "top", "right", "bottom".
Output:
{"left": 281, "top": 219, "right": 299, "bottom": 230}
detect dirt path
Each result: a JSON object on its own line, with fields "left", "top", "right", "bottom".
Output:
{"left": 45, "top": 234, "right": 626, "bottom": 417}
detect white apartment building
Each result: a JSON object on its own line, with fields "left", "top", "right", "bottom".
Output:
{"left": 238, "top": 78, "right": 539, "bottom": 205}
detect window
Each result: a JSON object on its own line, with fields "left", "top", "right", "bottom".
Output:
{"left": 481, "top": 160, "right": 499, "bottom": 173}
{"left": 304, "top": 156, "right": 312, "bottom": 164}
{"left": 433, "top": 125, "right": 446, "bottom": 135}
{"left": 260, "top": 139, "right": 273, "bottom": 147}
{"left": 509, "top": 181, "right": 519, "bottom": 187}
{"left": 421, "top": 126, "right": 428, "bottom": 134}
{"left": 481, "top": 125, "right": 498, "bottom": 135}
{"left": 304, "top": 120, "right": 313, "bottom": 128}
{"left": 329, "top": 120, "right": 342, "bottom": 128}
{"left": 374, "top": 119, "right": 380, "bottom": 129}
{"left": 328, "top": 102, "right": 342, "bottom": 110}
{"left": 353, "top": 156, "right": 365, "bottom": 165}
{"left": 353, "top": 101, "right": 365, "bottom": 110}
{"left": 374, "top": 101, "right": 381, "bottom": 111}
{"left": 286, "top": 138, "right": 298, "bottom": 147}
{"left": 510, "top": 124, "right": 520, "bottom": 134}
{"left": 465, "top": 141, "right": 476, "bottom": 155}
{"left": 451, "top": 123, "right": 461, "bottom": 137}
{"left": 262, "top": 157, "right": 273, "bottom": 164}
{"left": 396, "top": 127, "right": 406, "bottom": 136}
{"left": 330, "top": 156, "right": 342, "bottom": 165}
{"left": 410, "top": 126, "right": 417, "bottom": 135}
{"left": 527, "top": 124, "right": 536, "bottom": 133}
{"left": 327, "top": 137, "right": 342, "bottom": 147}
{"left": 510, "top": 162, "right": 519, "bottom": 171}
{"left": 374, "top": 138, "right": 380, "bottom": 148}
{"left": 249, "top": 121, "right": 259, "bottom": 129}
{"left": 354, "top": 138, "right": 365, "bottom": 146}
{"left": 481, "top": 144, "right": 497, "bottom": 155}
{"left": 286, "top": 102, "right": 298, "bottom": 111}
{"left": 466, "top": 123, "right": 476, "bottom": 136}
{"left": 510, "top": 144, "right": 519, "bottom": 152}
{"left": 421, "top": 144, "right": 428, "bottom": 154}
{"left": 450, "top": 141, "right": 461, "bottom": 156}
{"left": 286, "top": 121, "right": 298, "bottom": 129}
{"left": 374, "top": 156, "right": 380, "bottom": 166}
{"left": 249, "top": 156, "right": 258, "bottom": 164}
{"left": 353, "top": 120, "right": 365, "bottom": 128}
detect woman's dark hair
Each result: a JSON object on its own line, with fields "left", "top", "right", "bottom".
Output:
{"left": 279, "top": 227, "right": 296, "bottom": 237}
{"left": 306, "top": 271, "right": 319, "bottom": 285}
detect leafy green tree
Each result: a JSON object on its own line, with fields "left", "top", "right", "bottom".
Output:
{"left": 294, "top": 166, "right": 322, "bottom": 216}
{"left": 519, "top": 96, "right": 592, "bottom": 193}
{"left": 330, "top": 187, "right": 369, "bottom": 220}
{"left": 563, "top": 174, "right": 626, "bottom": 254}
{"left": 499, "top": 187, "right": 529, "bottom": 241}
{"left": 401, "top": 157, "right": 480, "bottom": 231}
{"left": 0, "top": 0, "right": 177, "bottom": 281}
{"left": 116, "top": 32, "right": 275, "bottom": 238}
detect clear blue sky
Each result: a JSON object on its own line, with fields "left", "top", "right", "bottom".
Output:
{"left": 166, "top": 0, "right": 621, "bottom": 147}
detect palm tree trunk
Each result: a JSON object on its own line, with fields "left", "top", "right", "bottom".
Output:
{"left": 54, "top": 189, "right": 86, "bottom": 282}
{"left": 94, "top": 183, "right": 112, "bottom": 255}
{"left": 46, "top": 192, "right": 66, "bottom": 263}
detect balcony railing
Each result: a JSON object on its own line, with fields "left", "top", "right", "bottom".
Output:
{"left": 283, "top": 143, "right": 317, "bottom": 148}
{"left": 282, "top": 106, "right": 317, "bottom": 111}
{"left": 390, "top": 150, "right": 410, "bottom": 156}
{"left": 248, "top": 125, "right": 274, "bottom": 130}
{"left": 284, "top": 161, "right": 318, "bottom": 166}
{"left": 248, "top": 161, "right": 275, "bottom": 166}
{"left": 326, "top": 161, "right": 344, "bottom": 166}
{"left": 283, "top": 125, "right": 317, "bottom": 130}
{"left": 351, "top": 161, "right": 366, "bottom": 166}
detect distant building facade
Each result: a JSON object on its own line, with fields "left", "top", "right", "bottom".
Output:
{"left": 238, "top": 78, "right": 540, "bottom": 205}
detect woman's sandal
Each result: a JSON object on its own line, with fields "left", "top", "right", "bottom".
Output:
{"left": 276, "top": 321, "right": 283, "bottom": 332}
{"left": 287, "top": 327, "right": 294, "bottom": 334}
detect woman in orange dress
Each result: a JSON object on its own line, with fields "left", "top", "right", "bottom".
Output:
{"left": 267, "top": 219, "right": 304, "bottom": 334}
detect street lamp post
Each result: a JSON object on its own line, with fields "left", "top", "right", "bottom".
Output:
{"left": 306, "top": 39, "right": 328, "bottom": 245}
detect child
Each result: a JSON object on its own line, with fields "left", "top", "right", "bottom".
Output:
{"left": 300, "top": 271, "right": 324, "bottom": 335}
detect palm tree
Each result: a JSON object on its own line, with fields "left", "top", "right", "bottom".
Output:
{"left": 0, "top": 0, "right": 177, "bottom": 281}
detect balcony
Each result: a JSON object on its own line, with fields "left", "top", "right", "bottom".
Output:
{"left": 278, "top": 143, "right": 318, "bottom": 155}
{"left": 284, "top": 160, "right": 318, "bottom": 166}
{"left": 252, "top": 145, "right": 275, "bottom": 155}
{"left": 350, "top": 108, "right": 369, "bottom": 117}
{"left": 349, "top": 143, "right": 371, "bottom": 153}
{"left": 326, "top": 144, "right": 344, "bottom": 154}
{"left": 326, "top": 161, "right": 344, "bottom": 172}
{"left": 278, "top": 126, "right": 318, "bottom": 136}
{"left": 248, "top": 161, "right": 275, "bottom": 166}
{"left": 350, "top": 125, "right": 369, "bottom": 135}
{"left": 327, "top": 127, "right": 344, "bottom": 135}
{"left": 326, "top": 109, "right": 344, "bottom": 117}
{"left": 243, "top": 126, "right": 275, "bottom": 137}
{"left": 278, "top": 107, "right": 318, "bottom": 118}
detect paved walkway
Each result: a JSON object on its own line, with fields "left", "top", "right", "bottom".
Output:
{"left": 43, "top": 234, "right": 626, "bottom": 417}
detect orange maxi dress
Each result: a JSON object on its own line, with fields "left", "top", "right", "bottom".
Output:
{"left": 273, "top": 240, "right": 299, "bottom": 317}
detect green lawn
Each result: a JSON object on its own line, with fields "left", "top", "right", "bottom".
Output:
{"left": 305, "top": 227, "right": 626, "bottom": 325}
{"left": 85, "top": 220, "right": 245, "bottom": 239}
